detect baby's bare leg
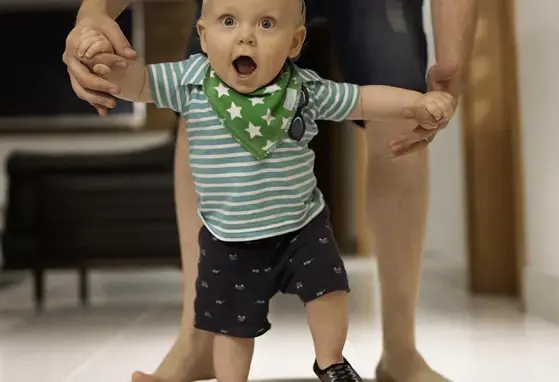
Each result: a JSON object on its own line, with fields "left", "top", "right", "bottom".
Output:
{"left": 214, "top": 336, "right": 254, "bottom": 382}
{"left": 306, "top": 291, "right": 349, "bottom": 369}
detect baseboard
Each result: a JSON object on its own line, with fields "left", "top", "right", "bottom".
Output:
{"left": 523, "top": 265, "right": 559, "bottom": 323}
{"left": 0, "top": 270, "right": 27, "bottom": 290}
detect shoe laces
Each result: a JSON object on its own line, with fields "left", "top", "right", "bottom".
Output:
{"left": 325, "top": 362, "right": 360, "bottom": 382}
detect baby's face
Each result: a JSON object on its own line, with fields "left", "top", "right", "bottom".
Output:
{"left": 197, "top": 0, "right": 306, "bottom": 94}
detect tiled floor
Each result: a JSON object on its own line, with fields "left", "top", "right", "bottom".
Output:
{"left": 1, "top": 257, "right": 558, "bottom": 382}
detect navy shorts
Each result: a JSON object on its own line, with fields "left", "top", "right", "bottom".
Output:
{"left": 194, "top": 207, "right": 350, "bottom": 338}
{"left": 188, "top": 0, "right": 427, "bottom": 92}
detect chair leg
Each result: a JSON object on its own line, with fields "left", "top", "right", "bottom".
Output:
{"left": 33, "top": 268, "right": 45, "bottom": 313}
{"left": 79, "top": 265, "right": 89, "bottom": 307}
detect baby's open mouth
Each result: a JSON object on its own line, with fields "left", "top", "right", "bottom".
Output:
{"left": 233, "top": 56, "right": 257, "bottom": 77}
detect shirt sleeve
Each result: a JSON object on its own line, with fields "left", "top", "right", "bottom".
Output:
{"left": 307, "top": 79, "right": 360, "bottom": 121}
{"left": 147, "top": 60, "right": 189, "bottom": 114}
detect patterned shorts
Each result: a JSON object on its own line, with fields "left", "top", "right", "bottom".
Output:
{"left": 194, "top": 207, "right": 350, "bottom": 338}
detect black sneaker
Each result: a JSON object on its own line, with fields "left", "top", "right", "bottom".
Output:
{"left": 313, "top": 358, "right": 363, "bottom": 382}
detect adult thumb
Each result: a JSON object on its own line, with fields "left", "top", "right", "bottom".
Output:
{"left": 429, "top": 61, "right": 459, "bottom": 82}
{"left": 100, "top": 19, "right": 137, "bottom": 59}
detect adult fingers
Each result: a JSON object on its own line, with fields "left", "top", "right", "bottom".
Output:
{"left": 427, "top": 62, "right": 459, "bottom": 91}
{"left": 64, "top": 53, "right": 121, "bottom": 94}
{"left": 69, "top": 72, "right": 116, "bottom": 110}
{"left": 84, "top": 52, "right": 129, "bottom": 69}
{"left": 93, "top": 104, "right": 109, "bottom": 117}
{"left": 388, "top": 128, "right": 437, "bottom": 153}
{"left": 98, "top": 20, "right": 137, "bottom": 59}
{"left": 429, "top": 62, "right": 459, "bottom": 82}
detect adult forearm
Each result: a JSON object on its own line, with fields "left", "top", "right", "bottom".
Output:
{"left": 77, "top": 0, "right": 131, "bottom": 21}
{"left": 431, "top": 0, "right": 477, "bottom": 69}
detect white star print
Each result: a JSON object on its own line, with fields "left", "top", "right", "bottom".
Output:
{"left": 250, "top": 97, "right": 265, "bottom": 106}
{"left": 227, "top": 102, "right": 243, "bottom": 120}
{"left": 210, "top": 70, "right": 215, "bottom": 78}
{"left": 245, "top": 122, "right": 262, "bottom": 139}
{"left": 262, "top": 108, "right": 275, "bottom": 125}
{"left": 264, "top": 84, "right": 282, "bottom": 94}
{"left": 214, "top": 82, "right": 230, "bottom": 98}
{"left": 281, "top": 117, "right": 290, "bottom": 130}
{"left": 262, "top": 140, "right": 274, "bottom": 151}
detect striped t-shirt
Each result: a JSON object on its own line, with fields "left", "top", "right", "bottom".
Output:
{"left": 148, "top": 54, "right": 359, "bottom": 242}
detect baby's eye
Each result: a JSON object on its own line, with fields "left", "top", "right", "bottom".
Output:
{"left": 259, "top": 18, "right": 276, "bottom": 29}
{"left": 221, "top": 16, "right": 237, "bottom": 27}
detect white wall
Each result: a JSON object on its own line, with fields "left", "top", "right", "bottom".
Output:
{"left": 515, "top": 0, "right": 559, "bottom": 322}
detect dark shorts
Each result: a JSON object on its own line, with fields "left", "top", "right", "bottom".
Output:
{"left": 194, "top": 207, "right": 350, "bottom": 338}
{"left": 188, "top": 0, "right": 427, "bottom": 91}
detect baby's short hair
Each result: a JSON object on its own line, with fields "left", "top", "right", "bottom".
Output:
{"left": 202, "top": 0, "right": 306, "bottom": 24}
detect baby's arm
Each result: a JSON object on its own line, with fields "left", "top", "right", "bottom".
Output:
{"left": 97, "top": 61, "right": 152, "bottom": 103}
{"left": 78, "top": 28, "right": 152, "bottom": 103}
{"left": 309, "top": 77, "right": 456, "bottom": 127}
{"left": 349, "top": 86, "right": 456, "bottom": 127}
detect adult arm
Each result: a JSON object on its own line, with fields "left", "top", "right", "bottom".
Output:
{"left": 430, "top": 0, "right": 478, "bottom": 97}
{"left": 389, "top": 0, "right": 478, "bottom": 156}
{"left": 77, "top": 0, "right": 129, "bottom": 22}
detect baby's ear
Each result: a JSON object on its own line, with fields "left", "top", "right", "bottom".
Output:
{"left": 288, "top": 26, "right": 307, "bottom": 59}
{"left": 197, "top": 20, "right": 208, "bottom": 53}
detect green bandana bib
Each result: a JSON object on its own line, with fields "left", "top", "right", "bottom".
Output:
{"left": 203, "top": 62, "right": 302, "bottom": 161}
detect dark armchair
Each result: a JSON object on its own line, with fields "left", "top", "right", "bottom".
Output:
{"left": 1, "top": 131, "right": 182, "bottom": 310}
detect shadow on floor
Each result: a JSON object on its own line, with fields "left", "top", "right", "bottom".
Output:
{"left": 251, "top": 380, "right": 375, "bottom": 382}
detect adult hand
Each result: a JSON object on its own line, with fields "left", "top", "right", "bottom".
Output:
{"left": 62, "top": 14, "right": 137, "bottom": 116}
{"left": 389, "top": 61, "right": 461, "bottom": 157}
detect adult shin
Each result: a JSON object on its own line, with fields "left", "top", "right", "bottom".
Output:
{"left": 363, "top": 120, "right": 429, "bottom": 375}
{"left": 153, "top": 121, "right": 215, "bottom": 381}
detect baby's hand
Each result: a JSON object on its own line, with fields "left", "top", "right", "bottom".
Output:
{"left": 404, "top": 91, "right": 456, "bottom": 129}
{"left": 77, "top": 27, "right": 115, "bottom": 75}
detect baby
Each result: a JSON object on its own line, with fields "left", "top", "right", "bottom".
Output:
{"left": 77, "top": 0, "right": 456, "bottom": 381}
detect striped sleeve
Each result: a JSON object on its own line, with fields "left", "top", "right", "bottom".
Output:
{"left": 147, "top": 61, "right": 188, "bottom": 113}
{"left": 307, "top": 79, "right": 360, "bottom": 121}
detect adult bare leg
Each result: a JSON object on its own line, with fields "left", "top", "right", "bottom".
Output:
{"left": 134, "top": 120, "right": 215, "bottom": 382}
{"left": 363, "top": 121, "right": 447, "bottom": 382}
